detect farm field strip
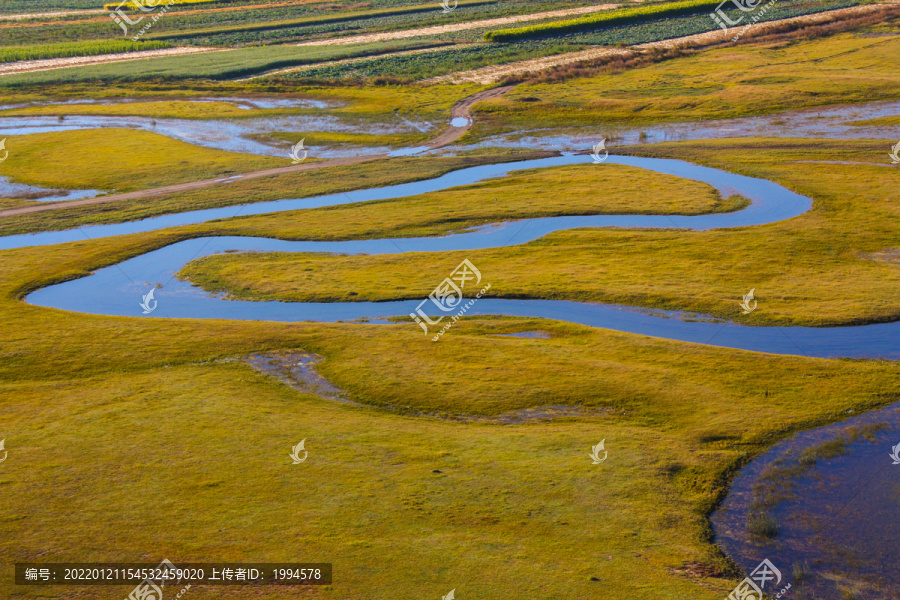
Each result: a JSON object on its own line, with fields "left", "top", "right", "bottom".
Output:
{"left": 426, "top": 2, "right": 896, "bottom": 84}
{"left": 0, "top": 9, "right": 103, "bottom": 21}
{"left": 238, "top": 43, "right": 466, "bottom": 80}
{"left": 0, "top": 46, "right": 221, "bottom": 77}
{"left": 296, "top": 4, "right": 625, "bottom": 46}
{"left": 483, "top": 0, "right": 722, "bottom": 42}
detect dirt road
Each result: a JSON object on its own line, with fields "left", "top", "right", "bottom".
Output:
{"left": 0, "top": 86, "right": 513, "bottom": 219}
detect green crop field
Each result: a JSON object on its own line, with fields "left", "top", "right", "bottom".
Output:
{"left": 0, "top": 40, "right": 442, "bottom": 85}
{"left": 0, "top": 40, "right": 172, "bottom": 63}
{"left": 484, "top": 0, "right": 725, "bottom": 42}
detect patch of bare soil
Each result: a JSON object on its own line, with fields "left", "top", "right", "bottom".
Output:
{"left": 859, "top": 248, "right": 900, "bottom": 267}
{"left": 246, "top": 352, "right": 355, "bottom": 404}
{"left": 244, "top": 352, "right": 615, "bottom": 423}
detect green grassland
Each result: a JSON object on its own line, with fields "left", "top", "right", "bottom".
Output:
{"left": 473, "top": 29, "right": 900, "bottom": 131}
{"left": 1, "top": 141, "right": 899, "bottom": 599}
{"left": 0, "top": 19, "right": 898, "bottom": 600}
{"left": 176, "top": 138, "right": 900, "bottom": 328}
{"left": 0, "top": 128, "right": 283, "bottom": 194}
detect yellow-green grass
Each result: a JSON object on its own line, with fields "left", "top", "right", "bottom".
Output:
{"left": 178, "top": 138, "right": 900, "bottom": 328}
{"left": 0, "top": 100, "right": 296, "bottom": 120}
{"left": 0, "top": 82, "right": 481, "bottom": 123}
{"left": 848, "top": 115, "right": 900, "bottom": 127}
{"left": 473, "top": 30, "right": 900, "bottom": 133}
{"left": 0, "top": 148, "right": 554, "bottom": 235}
{"left": 1, "top": 221, "right": 899, "bottom": 599}
{"left": 169, "top": 162, "right": 743, "bottom": 248}
{"left": 245, "top": 130, "right": 434, "bottom": 150}
{"left": 0, "top": 128, "right": 281, "bottom": 195}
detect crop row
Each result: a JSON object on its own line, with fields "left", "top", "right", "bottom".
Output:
{"left": 484, "top": 0, "right": 726, "bottom": 42}
{"left": 0, "top": 40, "right": 172, "bottom": 63}
{"left": 0, "top": 40, "right": 436, "bottom": 86}
{"left": 144, "top": 0, "right": 495, "bottom": 41}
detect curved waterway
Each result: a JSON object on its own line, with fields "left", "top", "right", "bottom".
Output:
{"left": 8, "top": 153, "right": 899, "bottom": 359}
{"left": 713, "top": 402, "right": 900, "bottom": 599}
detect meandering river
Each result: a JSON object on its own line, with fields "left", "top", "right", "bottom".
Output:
{"left": 4, "top": 153, "right": 896, "bottom": 359}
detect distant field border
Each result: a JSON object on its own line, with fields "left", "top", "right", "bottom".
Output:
{"left": 145, "top": 0, "right": 496, "bottom": 41}
{"left": 104, "top": 0, "right": 231, "bottom": 10}
{"left": 484, "top": 0, "right": 724, "bottom": 42}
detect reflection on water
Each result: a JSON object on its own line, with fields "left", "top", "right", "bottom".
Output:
{"left": 0, "top": 111, "right": 435, "bottom": 158}
{"left": 468, "top": 100, "right": 900, "bottom": 154}
{"left": 0, "top": 100, "right": 895, "bottom": 159}
{"left": 0, "top": 176, "right": 104, "bottom": 202}
{"left": 713, "top": 403, "right": 900, "bottom": 599}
